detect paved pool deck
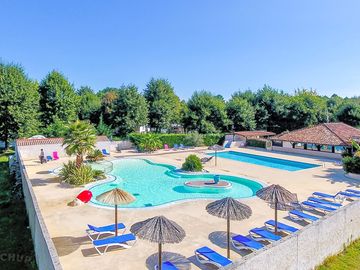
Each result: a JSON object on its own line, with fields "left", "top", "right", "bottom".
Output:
{"left": 21, "top": 147, "right": 360, "bottom": 270}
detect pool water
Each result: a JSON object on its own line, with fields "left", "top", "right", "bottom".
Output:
{"left": 89, "top": 159, "right": 263, "bottom": 208}
{"left": 208, "top": 151, "right": 320, "bottom": 171}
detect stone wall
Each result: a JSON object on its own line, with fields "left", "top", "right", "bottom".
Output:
{"left": 17, "top": 150, "right": 62, "bottom": 270}
{"left": 223, "top": 199, "right": 360, "bottom": 270}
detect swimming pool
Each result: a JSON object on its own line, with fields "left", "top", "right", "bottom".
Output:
{"left": 88, "top": 158, "right": 263, "bottom": 208}
{"left": 207, "top": 151, "right": 320, "bottom": 171}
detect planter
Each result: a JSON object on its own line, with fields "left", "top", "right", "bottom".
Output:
{"left": 345, "top": 172, "right": 360, "bottom": 181}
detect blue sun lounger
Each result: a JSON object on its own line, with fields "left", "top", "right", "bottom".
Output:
{"left": 173, "top": 144, "right": 179, "bottom": 150}
{"left": 312, "top": 192, "right": 336, "bottom": 200}
{"left": 92, "top": 233, "right": 136, "bottom": 255}
{"left": 87, "top": 223, "right": 126, "bottom": 240}
{"left": 302, "top": 201, "right": 337, "bottom": 213}
{"left": 288, "top": 210, "right": 319, "bottom": 223}
{"left": 346, "top": 189, "right": 360, "bottom": 195}
{"left": 231, "top": 235, "right": 264, "bottom": 252}
{"left": 308, "top": 197, "right": 342, "bottom": 208}
{"left": 312, "top": 191, "right": 360, "bottom": 201}
{"left": 249, "top": 228, "right": 282, "bottom": 242}
{"left": 339, "top": 191, "right": 360, "bottom": 199}
{"left": 102, "top": 149, "right": 110, "bottom": 156}
{"left": 264, "top": 220, "right": 298, "bottom": 234}
{"left": 195, "top": 246, "right": 232, "bottom": 268}
{"left": 155, "top": 261, "right": 178, "bottom": 270}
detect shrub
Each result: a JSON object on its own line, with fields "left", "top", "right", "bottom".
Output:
{"left": 183, "top": 132, "right": 204, "bottom": 147}
{"left": 203, "top": 133, "right": 223, "bottom": 146}
{"left": 246, "top": 139, "right": 271, "bottom": 149}
{"left": 86, "top": 149, "right": 104, "bottom": 162}
{"left": 129, "top": 133, "right": 162, "bottom": 152}
{"left": 343, "top": 156, "right": 360, "bottom": 174}
{"left": 59, "top": 160, "right": 105, "bottom": 185}
{"left": 182, "top": 154, "right": 203, "bottom": 172}
{"left": 129, "top": 133, "right": 186, "bottom": 149}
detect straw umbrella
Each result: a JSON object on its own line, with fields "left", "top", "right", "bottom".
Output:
{"left": 130, "top": 216, "right": 185, "bottom": 270}
{"left": 256, "top": 184, "right": 297, "bottom": 234}
{"left": 206, "top": 197, "right": 252, "bottom": 258}
{"left": 96, "top": 188, "right": 135, "bottom": 236}
{"left": 208, "top": 144, "right": 225, "bottom": 166}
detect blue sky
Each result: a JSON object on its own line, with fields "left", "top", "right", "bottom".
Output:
{"left": 1, "top": 0, "right": 360, "bottom": 100}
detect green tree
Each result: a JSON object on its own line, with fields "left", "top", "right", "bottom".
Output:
{"left": 0, "top": 63, "right": 40, "bottom": 148}
{"left": 285, "top": 89, "right": 327, "bottom": 131}
{"left": 77, "top": 86, "right": 101, "bottom": 121}
{"left": 183, "top": 91, "right": 230, "bottom": 133}
{"left": 42, "top": 116, "right": 68, "bottom": 137}
{"left": 96, "top": 115, "right": 113, "bottom": 137}
{"left": 98, "top": 88, "right": 119, "bottom": 125}
{"left": 226, "top": 95, "right": 256, "bottom": 131}
{"left": 337, "top": 103, "right": 360, "bottom": 127}
{"left": 110, "top": 85, "right": 148, "bottom": 136}
{"left": 39, "top": 71, "right": 79, "bottom": 126}
{"left": 63, "top": 120, "right": 97, "bottom": 167}
{"left": 254, "top": 85, "right": 289, "bottom": 132}
{"left": 144, "top": 78, "right": 181, "bottom": 132}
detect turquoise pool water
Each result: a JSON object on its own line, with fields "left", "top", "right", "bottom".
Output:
{"left": 89, "top": 158, "right": 263, "bottom": 208}
{"left": 208, "top": 151, "right": 320, "bottom": 171}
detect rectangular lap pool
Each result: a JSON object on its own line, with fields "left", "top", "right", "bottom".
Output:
{"left": 207, "top": 151, "right": 320, "bottom": 171}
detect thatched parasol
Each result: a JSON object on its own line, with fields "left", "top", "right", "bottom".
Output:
{"left": 96, "top": 188, "right": 135, "bottom": 236}
{"left": 208, "top": 144, "right": 225, "bottom": 166}
{"left": 206, "top": 197, "right": 252, "bottom": 258}
{"left": 256, "top": 184, "right": 297, "bottom": 234}
{"left": 130, "top": 216, "right": 185, "bottom": 270}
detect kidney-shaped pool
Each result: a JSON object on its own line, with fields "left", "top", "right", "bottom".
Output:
{"left": 88, "top": 158, "right": 263, "bottom": 208}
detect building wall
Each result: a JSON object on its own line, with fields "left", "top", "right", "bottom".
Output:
{"left": 18, "top": 141, "right": 112, "bottom": 160}
{"left": 109, "top": 140, "right": 133, "bottom": 151}
{"left": 224, "top": 199, "right": 360, "bottom": 270}
{"left": 272, "top": 146, "right": 342, "bottom": 160}
{"left": 17, "top": 150, "right": 62, "bottom": 270}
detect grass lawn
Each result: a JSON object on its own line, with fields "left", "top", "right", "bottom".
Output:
{"left": 0, "top": 150, "right": 37, "bottom": 270}
{"left": 317, "top": 239, "right": 360, "bottom": 270}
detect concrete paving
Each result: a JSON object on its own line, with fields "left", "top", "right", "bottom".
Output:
{"left": 21, "top": 147, "right": 359, "bottom": 270}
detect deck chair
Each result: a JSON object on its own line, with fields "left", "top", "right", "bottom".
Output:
{"left": 231, "top": 234, "right": 264, "bottom": 252}
{"left": 195, "top": 246, "right": 232, "bottom": 268}
{"left": 92, "top": 233, "right": 136, "bottom": 255}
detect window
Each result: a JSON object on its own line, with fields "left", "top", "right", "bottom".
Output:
{"left": 334, "top": 146, "right": 346, "bottom": 154}
{"left": 306, "top": 144, "right": 319, "bottom": 151}
{"left": 294, "top": 143, "right": 304, "bottom": 149}
{"left": 320, "top": 145, "right": 333, "bottom": 152}
{"left": 272, "top": 140, "right": 283, "bottom": 147}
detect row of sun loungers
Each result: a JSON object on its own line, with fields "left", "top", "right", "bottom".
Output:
{"left": 193, "top": 188, "right": 360, "bottom": 268}
{"left": 85, "top": 188, "right": 360, "bottom": 268}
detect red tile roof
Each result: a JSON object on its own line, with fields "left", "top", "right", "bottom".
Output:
{"left": 271, "top": 122, "right": 360, "bottom": 146}
{"left": 234, "top": 131, "right": 276, "bottom": 138}
{"left": 16, "top": 136, "right": 110, "bottom": 146}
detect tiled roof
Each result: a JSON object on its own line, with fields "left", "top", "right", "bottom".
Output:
{"left": 271, "top": 122, "right": 360, "bottom": 146}
{"left": 234, "top": 131, "right": 276, "bottom": 138}
{"left": 16, "top": 136, "right": 110, "bottom": 146}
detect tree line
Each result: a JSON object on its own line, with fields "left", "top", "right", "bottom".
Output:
{"left": 1, "top": 62, "right": 360, "bottom": 148}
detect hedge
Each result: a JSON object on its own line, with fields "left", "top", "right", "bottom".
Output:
{"left": 128, "top": 133, "right": 224, "bottom": 148}
{"left": 246, "top": 139, "right": 272, "bottom": 149}
{"left": 203, "top": 134, "right": 224, "bottom": 146}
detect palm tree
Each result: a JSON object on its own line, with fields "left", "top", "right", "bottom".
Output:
{"left": 63, "top": 120, "right": 97, "bottom": 167}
